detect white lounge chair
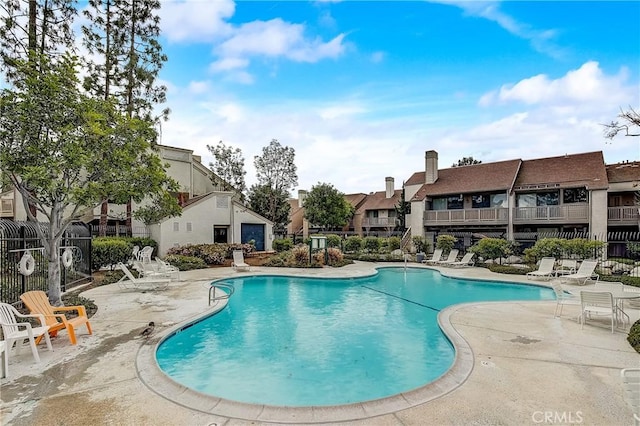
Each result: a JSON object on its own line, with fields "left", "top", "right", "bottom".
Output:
{"left": 553, "top": 259, "right": 577, "bottom": 276}
{"left": 550, "top": 282, "right": 580, "bottom": 319}
{"left": 526, "top": 257, "right": 556, "bottom": 280}
{"left": 561, "top": 260, "right": 599, "bottom": 285}
{"left": 579, "top": 290, "right": 616, "bottom": 333}
{"left": 232, "top": 250, "right": 250, "bottom": 272}
{"left": 433, "top": 249, "right": 459, "bottom": 265}
{"left": 155, "top": 258, "right": 181, "bottom": 281}
{"left": 117, "top": 262, "right": 171, "bottom": 291}
{"left": 621, "top": 368, "right": 640, "bottom": 426}
{"left": 446, "top": 252, "right": 476, "bottom": 268}
{"left": 422, "top": 248, "right": 443, "bottom": 265}
{"left": 0, "top": 302, "right": 53, "bottom": 366}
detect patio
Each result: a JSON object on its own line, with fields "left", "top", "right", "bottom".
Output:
{"left": 1, "top": 263, "right": 638, "bottom": 425}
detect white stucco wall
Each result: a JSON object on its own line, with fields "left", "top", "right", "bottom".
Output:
{"left": 590, "top": 189, "right": 608, "bottom": 238}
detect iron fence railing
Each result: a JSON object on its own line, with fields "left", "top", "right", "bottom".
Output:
{"left": 0, "top": 220, "right": 92, "bottom": 304}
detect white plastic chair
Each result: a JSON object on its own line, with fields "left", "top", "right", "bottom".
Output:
{"left": 579, "top": 291, "right": 616, "bottom": 333}
{"left": 0, "top": 303, "right": 53, "bottom": 365}
{"left": 117, "top": 262, "right": 171, "bottom": 291}
{"left": 232, "top": 250, "right": 250, "bottom": 272}
{"left": 621, "top": 368, "right": 640, "bottom": 426}
{"left": 423, "top": 248, "right": 443, "bottom": 264}
{"left": 562, "top": 260, "right": 599, "bottom": 285}
{"left": 0, "top": 340, "right": 7, "bottom": 378}
{"left": 550, "top": 282, "right": 580, "bottom": 319}
{"left": 527, "top": 257, "right": 556, "bottom": 280}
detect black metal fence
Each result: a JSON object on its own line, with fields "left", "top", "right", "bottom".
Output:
{"left": 0, "top": 220, "right": 93, "bottom": 304}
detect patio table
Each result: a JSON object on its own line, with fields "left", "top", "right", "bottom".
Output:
{"left": 570, "top": 288, "right": 640, "bottom": 328}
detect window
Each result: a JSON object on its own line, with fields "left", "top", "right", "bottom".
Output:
{"left": 186, "top": 222, "right": 192, "bottom": 232}
{"left": 537, "top": 191, "right": 559, "bottom": 206}
{"left": 173, "top": 222, "right": 179, "bottom": 232}
{"left": 432, "top": 198, "right": 447, "bottom": 210}
{"left": 491, "top": 194, "right": 507, "bottom": 208}
{"left": 447, "top": 195, "right": 463, "bottom": 210}
{"left": 563, "top": 187, "right": 587, "bottom": 204}
{"left": 472, "top": 194, "right": 490, "bottom": 208}
{"left": 214, "top": 226, "right": 228, "bottom": 243}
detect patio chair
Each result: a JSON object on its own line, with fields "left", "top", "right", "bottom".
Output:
{"left": 561, "top": 260, "right": 599, "bottom": 285}
{"left": 621, "top": 368, "right": 640, "bottom": 426}
{"left": 20, "top": 290, "right": 93, "bottom": 346}
{"left": 422, "top": 248, "right": 443, "bottom": 265}
{"left": 154, "top": 258, "right": 181, "bottom": 281}
{"left": 0, "top": 340, "right": 7, "bottom": 378}
{"left": 232, "top": 250, "right": 250, "bottom": 272}
{"left": 0, "top": 302, "right": 53, "bottom": 364}
{"left": 579, "top": 290, "right": 616, "bottom": 333}
{"left": 433, "top": 249, "right": 459, "bottom": 265}
{"left": 138, "top": 246, "right": 154, "bottom": 262}
{"left": 117, "top": 262, "right": 171, "bottom": 291}
{"left": 553, "top": 259, "right": 577, "bottom": 276}
{"left": 446, "top": 252, "right": 476, "bottom": 268}
{"left": 550, "top": 282, "right": 580, "bottom": 319}
{"left": 527, "top": 257, "right": 556, "bottom": 280}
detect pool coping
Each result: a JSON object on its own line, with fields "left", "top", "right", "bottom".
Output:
{"left": 135, "top": 267, "right": 550, "bottom": 423}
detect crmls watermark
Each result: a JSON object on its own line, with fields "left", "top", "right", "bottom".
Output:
{"left": 531, "top": 411, "right": 584, "bottom": 424}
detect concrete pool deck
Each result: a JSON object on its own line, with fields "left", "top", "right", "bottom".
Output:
{"left": 1, "top": 262, "right": 638, "bottom": 425}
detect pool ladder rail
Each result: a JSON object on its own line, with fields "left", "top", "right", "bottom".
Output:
{"left": 209, "top": 282, "right": 235, "bottom": 306}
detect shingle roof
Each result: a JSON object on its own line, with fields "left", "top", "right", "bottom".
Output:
{"left": 410, "top": 159, "right": 521, "bottom": 201}
{"left": 514, "top": 151, "right": 608, "bottom": 190}
{"left": 606, "top": 161, "right": 640, "bottom": 183}
{"left": 357, "top": 189, "right": 403, "bottom": 212}
{"left": 344, "top": 193, "right": 368, "bottom": 209}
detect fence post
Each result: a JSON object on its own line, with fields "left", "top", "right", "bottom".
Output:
{"left": 61, "top": 231, "right": 67, "bottom": 292}
{"left": 19, "top": 225, "right": 26, "bottom": 295}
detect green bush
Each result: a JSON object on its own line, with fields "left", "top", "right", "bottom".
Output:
{"left": 599, "top": 275, "right": 640, "bottom": 288}
{"left": 163, "top": 254, "right": 208, "bottom": 271}
{"left": 273, "top": 238, "right": 294, "bottom": 252}
{"left": 292, "top": 245, "right": 311, "bottom": 265}
{"left": 166, "top": 243, "right": 227, "bottom": 264}
{"left": 387, "top": 236, "right": 401, "bottom": 251}
{"left": 487, "top": 264, "right": 532, "bottom": 275}
{"left": 344, "top": 236, "right": 363, "bottom": 253}
{"left": 127, "top": 237, "right": 157, "bottom": 253}
{"left": 524, "top": 237, "right": 606, "bottom": 263}
{"left": 436, "top": 235, "right": 457, "bottom": 253}
{"left": 628, "top": 320, "right": 640, "bottom": 353}
{"left": 363, "top": 236, "right": 381, "bottom": 252}
{"left": 470, "top": 238, "right": 515, "bottom": 261}
{"left": 326, "top": 234, "right": 342, "bottom": 248}
{"left": 92, "top": 237, "right": 132, "bottom": 271}
{"left": 313, "top": 247, "right": 345, "bottom": 266}
{"left": 412, "top": 235, "right": 429, "bottom": 253}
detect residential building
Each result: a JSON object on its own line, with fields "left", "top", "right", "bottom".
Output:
{"left": 405, "top": 150, "right": 639, "bottom": 251}
{"left": 1, "top": 144, "right": 274, "bottom": 256}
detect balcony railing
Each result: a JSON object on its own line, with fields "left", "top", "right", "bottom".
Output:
{"left": 0, "top": 198, "right": 13, "bottom": 218}
{"left": 608, "top": 206, "right": 640, "bottom": 224}
{"left": 362, "top": 217, "right": 398, "bottom": 228}
{"left": 512, "top": 204, "right": 589, "bottom": 223}
{"left": 424, "top": 207, "right": 508, "bottom": 225}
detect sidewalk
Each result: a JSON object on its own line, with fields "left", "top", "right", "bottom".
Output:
{"left": 1, "top": 263, "right": 637, "bottom": 425}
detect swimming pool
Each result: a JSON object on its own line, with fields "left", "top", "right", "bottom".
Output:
{"left": 156, "top": 267, "right": 554, "bottom": 407}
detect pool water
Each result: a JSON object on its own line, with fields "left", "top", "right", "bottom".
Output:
{"left": 156, "top": 267, "right": 553, "bottom": 407}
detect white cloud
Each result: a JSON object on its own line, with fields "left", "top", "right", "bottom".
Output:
{"left": 159, "top": 0, "right": 235, "bottom": 43}
{"left": 480, "top": 61, "right": 631, "bottom": 110}
{"left": 216, "top": 18, "right": 346, "bottom": 63}
{"left": 187, "top": 81, "right": 211, "bottom": 95}
{"left": 370, "top": 51, "right": 385, "bottom": 64}
{"left": 209, "top": 57, "right": 250, "bottom": 73}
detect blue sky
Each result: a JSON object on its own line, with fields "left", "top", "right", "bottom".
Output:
{"left": 154, "top": 0, "right": 640, "bottom": 195}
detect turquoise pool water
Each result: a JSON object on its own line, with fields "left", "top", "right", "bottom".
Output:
{"left": 156, "top": 267, "right": 554, "bottom": 407}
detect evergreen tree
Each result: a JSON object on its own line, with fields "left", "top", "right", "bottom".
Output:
{"left": 303, "top": 183, "right": 354, "bottom": 231}
{"left": 207, "top": 140, "right": 247, "bottom": 195}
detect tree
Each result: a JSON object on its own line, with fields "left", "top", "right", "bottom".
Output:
{"left": 394, "top": 183, "right": 411, "bottom": 230}
{"left": 82, "top": 0, "right": 169, "bottom": 234}
{"left": 603, "top": 107, "right": 640, "bottom": 139}
{"left": 247, "top": 184, "right": 290, "bottom": 235}
{"left": 253, "top": 139, "right": 298, "bottom": 225}
{"left": 303, "top": 183, "right": 354, "bottom": 230}
{"left": 207, "top": 140, "right": 247, "bottom": 195}
{"left": 0, "top": 54, "right": 177, "bottom": 305}
{"left": 452, "top": 157, "right": 482, "bottom": 167}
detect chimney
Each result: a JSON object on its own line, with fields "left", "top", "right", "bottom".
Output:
{"left": 298, "top": 190, "right": 307, "bottom": 208}
{"left": 425, "top": 150, "right": 438, "bottom": 184}
{"left": 385, "top": 177, "right": 394, "bottom": 198}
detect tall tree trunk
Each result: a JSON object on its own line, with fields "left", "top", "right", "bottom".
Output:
{"left": 99, "top": 198, "right": 108, "bottom": 236}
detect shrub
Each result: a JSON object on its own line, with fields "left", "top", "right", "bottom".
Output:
{"left": 127, "top": 237, "right": 157, "bottom": 253}
{"left": 523, "top": 238, "right": 606, "bottom": 263}
{"left": 487, "top": 264, "right": 532, "bottom": 275}
{"left": 470, "top": 238, "right": 515, "bottom": 262}
{"left": 326, "top": 234, "right": 342, "bottom": 249}
{"left": 92, "top": 237, "right": 131, "bottom": 271}
{"left": 227, "top": 243, "right": 255, "bottom": 256}
{"left": 436, "top": 235, "right": 457, "bottom": 253}
{"left": 412, "top": 235, "right": 429, "bottom": 253}
{"left": 292, "top": 245, "right": 310, "bottom": 265}
{"left": 344, "top": 236, "right": 363, "bottom": 253}
{"left": 273, "top": 238, "right": 294, "bottom": 252}
{"left": 313, "top": 247, "right": 344, "bottom": 266}
{"left": 363, "top": 236, "right": 381, "bottom": 252}
{"left": 166, "top": 243, "right": 227, "bottom": 264}
{"left": 629, "top": 319, "right": 640, "bottom": 353}
{"left": 387, "top": 236, "right": 401, "bottom": 252}
{"left": 565, "top": 238, "right": 606, "bottom": 259}
{"left": 163, "top": 254, "right": 207, "bottom": 271}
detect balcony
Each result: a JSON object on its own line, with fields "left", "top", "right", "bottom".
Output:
{"left": 0, "top": 198, "right": 13, "bottom": 218}
{"left": 362, "top": 217, "right": 398, "bottom": 228}
{"left": 424, "top": 208, "right": 508, "bottom": 226}
{"left": 512, "top": 204, "right": 589, "bottom": 224}
{"left": 608, "top": 206, "right": 640, "bottom": 225}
